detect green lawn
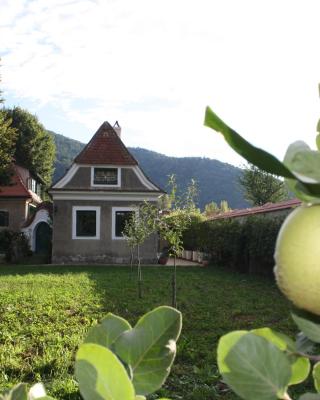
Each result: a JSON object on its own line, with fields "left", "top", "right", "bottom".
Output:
{"left": 0, "top": 265, "right": 298, "bottom": 399}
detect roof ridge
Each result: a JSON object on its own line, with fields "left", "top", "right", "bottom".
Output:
{"left": 74, "top": 121, "right": 138, "bottom": 166}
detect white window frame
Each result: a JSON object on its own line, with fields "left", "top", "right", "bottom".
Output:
{"left": 90, "top": 166, "right": 121, "bottom": 188}
{"left": 112, "top": 206, "right": 137, "bottom": 240}
{"left": 72, "top": 206, "right": 101, "bottom": 240}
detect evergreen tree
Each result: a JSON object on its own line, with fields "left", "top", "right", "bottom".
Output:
{"left": 239, "top": 163, "right": 288, "bottom": 206}
{"left": 4, "top": 107, "right": 56, "bottom": 187}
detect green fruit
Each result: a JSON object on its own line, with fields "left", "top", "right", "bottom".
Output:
{"left": 274, "top": 204, "right": 320, "bottom": 316}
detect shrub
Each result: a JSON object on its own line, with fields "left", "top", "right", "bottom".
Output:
{"left": 182, "top": 214, "right": 286, "bottom": 275}
{"left": 0, "top": 230, "right": 32, "bottom": 262}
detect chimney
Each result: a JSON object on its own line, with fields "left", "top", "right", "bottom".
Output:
{"left": 113, "top": 121, "right": 121, "bottom": 138}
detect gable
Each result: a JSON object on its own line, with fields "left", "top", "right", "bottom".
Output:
{"left": 51, "top": 121, "right": 163, "bottom": 195}
{"left": 75, "top": 122, "right": 137, "bottom": 165}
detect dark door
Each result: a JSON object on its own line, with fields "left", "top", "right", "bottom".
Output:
{"left": 35, "top": 222, "right": 52, "bottom": 254}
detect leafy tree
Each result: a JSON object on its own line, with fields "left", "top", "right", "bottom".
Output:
{"left": 0, "top": 63, "right": 17, "bottom": 185}
{"left": 239, "top": 163, "right": 288, "bottom": 206}
{"left": 204, "top": 199, "right": 231, "bottom": 217}
{"left": 4, "top": 107, "right": 56, "bottom": 187}
{"left": 158, "top": 175, "right": 198, "bottom": 307}
{"left": 0, "top": 111, "right": 17, "bottom": 185}
{"left": 123, "top": 202, "right": 158, "bottom": 298}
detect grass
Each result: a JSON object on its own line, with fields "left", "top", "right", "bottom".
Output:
{"left": 0, "top": 265, "right": 298, "bottom": 399}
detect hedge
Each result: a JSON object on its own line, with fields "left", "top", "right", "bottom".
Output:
{"left": 182, "top": 215, "right": 286, "bottom": 275}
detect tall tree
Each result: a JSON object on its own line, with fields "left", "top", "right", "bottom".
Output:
{"left": 0, "top": 60, "right": 17, "bottom": 185}
{"left": 0, "top": 111, "right": 17, "bottom": 185}
{"left": 239, "top": 163, "right": 288, "bottom": 206}
{"left": 4, "top": 107, "right": 56, "bottom": 186}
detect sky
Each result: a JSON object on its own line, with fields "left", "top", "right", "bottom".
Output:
{"left": 1, "top": 0, "right": 320, "bottom": 167}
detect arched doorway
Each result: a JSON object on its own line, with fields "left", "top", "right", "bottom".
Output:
{"left": 35, "top": 222, "right": 52, "bottom": 255}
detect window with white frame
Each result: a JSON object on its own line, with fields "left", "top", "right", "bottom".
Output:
{"left": 72, "top": 206, "right": 100, "bottom": 239}
{"left": 91, "top": 167, "right": 120, "bottom": 187}
{"left": 112, "top": 207, "right": 135, "bottom": 240}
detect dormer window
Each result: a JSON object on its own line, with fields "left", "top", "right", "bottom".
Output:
{"left": 27, "top": 178, "right": 37, "bottom": 193}
{"left": 91, "top": 167, "right": 121, "bottom": 187}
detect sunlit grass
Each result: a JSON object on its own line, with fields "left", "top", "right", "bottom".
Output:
{"left": 0, "top": 265, "right": 295, "bottom": 399}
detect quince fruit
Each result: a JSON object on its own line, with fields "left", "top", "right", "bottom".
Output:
{"left": 274, "top": 205, "right": 320, "bottom": 316}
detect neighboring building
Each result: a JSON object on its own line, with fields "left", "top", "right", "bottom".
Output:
{"left": 0, "top": 164, "right": 42, "bottom": 231}
{"left": 49, "top": 121, "right": 163, "bottom": 264}
{"left": 208, "top": 198, "right": 301, "bottom": 222}
{"left": 0, "top": 164, "right": 52, "bottom": 253}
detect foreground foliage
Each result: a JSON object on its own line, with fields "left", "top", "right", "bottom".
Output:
{"left": 205, "top": 105, "right": 320, "bottom": 399}
{"left": 0, "top": 265, "right": 294, "bottom": 399}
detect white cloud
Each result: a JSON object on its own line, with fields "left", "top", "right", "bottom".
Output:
{"left": 1, "top": 0, "right": 320, "bottom": 165}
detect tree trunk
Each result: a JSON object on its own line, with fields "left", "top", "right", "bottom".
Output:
{"left": 130, "top": 247, "right": 134, "bottom": 273}
{"left": 137, "top": 244, "right": 142, "bottom": 299}
{"left": 172, "top": 255, "right": 177, "bottom": 308}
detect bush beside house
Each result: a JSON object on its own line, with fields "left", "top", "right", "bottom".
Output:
{"left": 182, "top": 215, "right": 286, "bottom": 275}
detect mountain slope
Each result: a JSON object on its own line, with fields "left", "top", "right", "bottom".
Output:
{"left": 50, "top": 132, "right": 247, "bottom": 209}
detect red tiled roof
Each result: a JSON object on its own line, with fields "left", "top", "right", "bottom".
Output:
{"left": 0, "top": 166, "right": 31, "bottom": 199}
{"left": 75, "top": 122, "right": 138, "bottom": 165}
{"left": 208, "top": 198, "right": 301, "bottom": 220}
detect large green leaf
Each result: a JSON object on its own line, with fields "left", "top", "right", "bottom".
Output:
{"left": 217, "top": 331, "right": 248, "bottom": 374}
{"left": 251, "top": 328, "right": 310, "bottom": 385}
{"left": 85, "top": 313, "right": 131, "bottom": 348}
{"left": 28, "top": 384, "right": 54, "bottom": 400}
{"left": 300, "top": 394, "right": 320, "bottom": 400}
{"left": 114, "top": 306, "right": 182, "bottom": 396}
{"left": 290, "top": 356, "right": 310, "bottom": 386}
{"left": 285, "top": 179, "right": 320, "bottom": 203}
{"left": 296, "top": 333, "right": 315, "bottom": 354}
{"left": 251, "top": 328, "right": 295, "bottom": 352}
{"left": 284, "top": 142, "right": 320, "bottom": 183}
{"left": 219, "top": 332, "right": 292, "bottom": 400}
{"left": 204, "top": 106, "right": 294, "bottom": 178}
{"left": 75, "top": 343, "right": 135, "bottom": 400}
{"left": 9, "top": 384, "right": 28, "bottom": 400}
{"left": 204, "top": 106, "right": 320, "bottom": 198}
{"left": 292, "top": 312, "right": 320, "bottom": 343}
{"left": 313, "top": 362, "right": 320, "bottom": 392}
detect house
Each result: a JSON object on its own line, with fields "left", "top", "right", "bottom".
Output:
{"left": 0, "top": 164, "right": 52, "bottom": 254}
{"left": 207, "top": 198, "right": 301, "bottom": 222}
{"left": 49, "top": 121, "right": 164, "bottom": 264}
{"left": 0, "top": 164, "right": 53, "bottom": 252}
{"left": 0, "top": 165, "right": 42, "bottom": 230}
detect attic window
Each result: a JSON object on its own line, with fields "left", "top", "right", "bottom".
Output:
{"left": 27, "top": 178, "right": 37, "bottom": 193}
{"left": 91, "top": 167, "right": 120, "bottom": 187}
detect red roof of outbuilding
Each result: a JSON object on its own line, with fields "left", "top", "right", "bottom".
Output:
{"left": 208, "top": 198, "right": 301, "bottom": 220}
{"left": 75, "top": 122, "right": 138, "bottom": 165}
{"left": 0, "top": 166, "right": 31, "bottom": 199}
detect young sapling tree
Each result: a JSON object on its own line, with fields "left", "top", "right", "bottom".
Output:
{"left": 123, "top": 202, "right": 158, "bottom": 298}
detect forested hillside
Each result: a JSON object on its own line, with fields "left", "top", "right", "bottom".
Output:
{"left": 50, "top": 132, "right": 248, "bottom": 209}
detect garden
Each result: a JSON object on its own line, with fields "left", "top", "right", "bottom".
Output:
{"left": 0, "top": 264, "right": 295, "bottom": 399}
